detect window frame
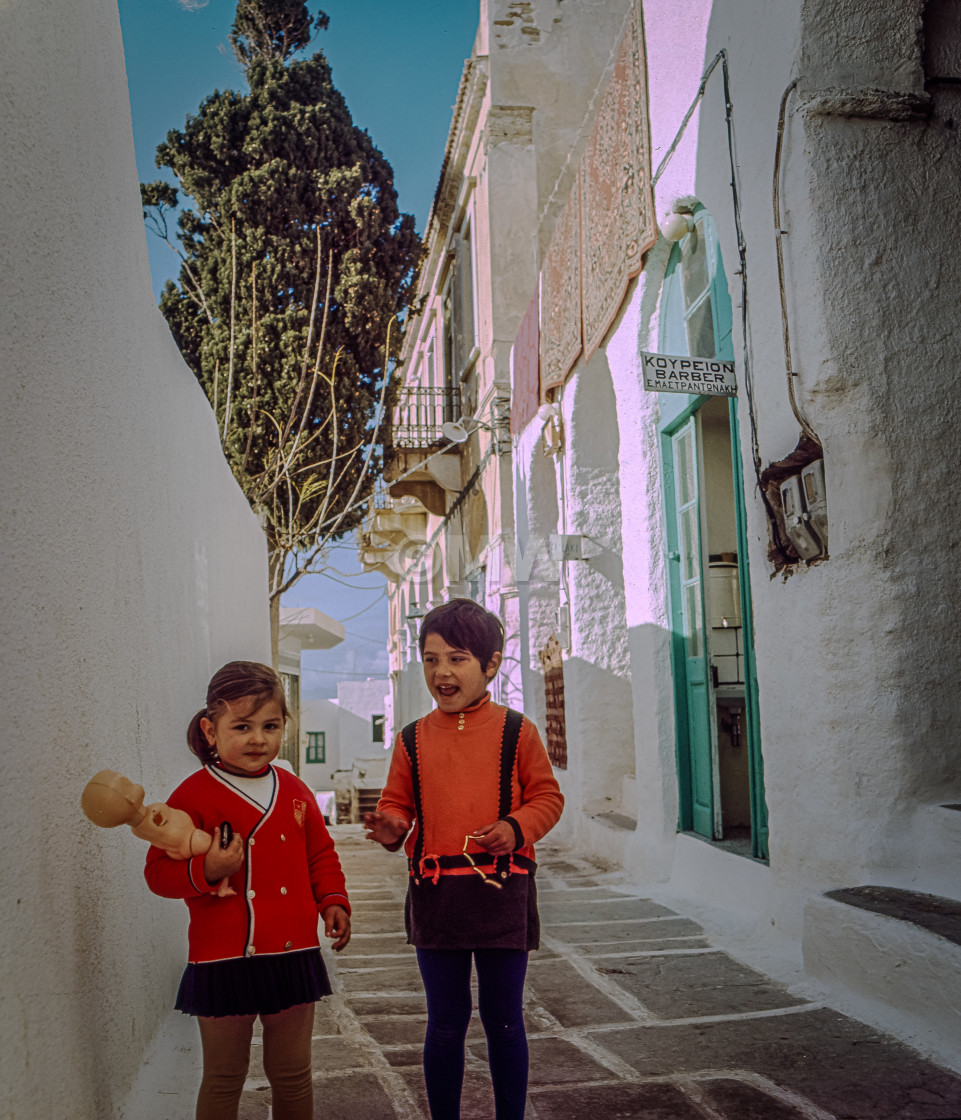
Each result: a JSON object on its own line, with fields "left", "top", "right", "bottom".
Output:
{"left": 305, "top": 730, "right": 326, "bottom": 765}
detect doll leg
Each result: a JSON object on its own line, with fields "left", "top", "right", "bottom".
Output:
{"left": 260, "top": 1002, "right": 315, "bottom": 1120}
{"left": 474, "top": 950, "right": 529, "bottom": 1120}
{"left": 416, "top": 948, "right": 474, "bottom": 1119}
{"left": 196, "top": 1014, "right": 256, "bottom": 1120}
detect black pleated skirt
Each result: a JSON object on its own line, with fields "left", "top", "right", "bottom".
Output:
{"left": 175, "top": 947, "right": 332, "bottom": 1017}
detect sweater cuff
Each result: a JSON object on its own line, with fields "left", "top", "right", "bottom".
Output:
{"left": 317, "top": 893, "right": 351, "bottom": 917}
{"left": 504, "top": 816, "right": 525, "bottom": 851}
{"left": 187, "top": 854, "right": 220, "bottom": 895}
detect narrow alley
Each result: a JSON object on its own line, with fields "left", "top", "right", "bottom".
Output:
{"left": 126, "top": 829, "right": 961, "bottom": 1120}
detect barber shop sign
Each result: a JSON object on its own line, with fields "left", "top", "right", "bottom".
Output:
{"left": 641, "top": 351, "right": 737, "bottom": 396}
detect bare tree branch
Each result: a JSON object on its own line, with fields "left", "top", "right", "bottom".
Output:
{"left": 222, "top": 218, "right": 238, "bottom": 443}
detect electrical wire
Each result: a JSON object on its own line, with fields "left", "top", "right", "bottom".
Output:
{"left": 652, "top": 48, "right": 792, "bottom": 561}
{"left": 334, "top": 587, "right": 388, "bottom": 623}
{"left": 300, "top": 666, "right": 387, "bottom": 678}
{"left": 343, "top": 629, "right": 388, "bottom": 646}
{"left": 773, "top": 78, "right": 821, "bottom": 445}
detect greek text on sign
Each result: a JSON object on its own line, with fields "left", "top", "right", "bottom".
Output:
{"left": 641, "top": 351, "right": 737, "bottom": 396}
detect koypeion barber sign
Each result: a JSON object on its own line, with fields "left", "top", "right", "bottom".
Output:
{"left": 641, "top": 351, "right": 737, "bottom": 396}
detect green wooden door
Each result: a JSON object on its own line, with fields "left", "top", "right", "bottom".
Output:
{"left": 667, "top": 417, "right": 717, "bottom": 838}
{"left": 660, "top": 208, "right": 767, "bottom": 854}
{"left": 728, "top": 398, "right": 768, "bottom": 858}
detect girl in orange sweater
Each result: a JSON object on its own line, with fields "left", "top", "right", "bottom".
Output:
{"left": 365, "top": 599, "right": 564, "bottom": 1120}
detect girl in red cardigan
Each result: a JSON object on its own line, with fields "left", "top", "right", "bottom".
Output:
{"left": 145, "top": 661, "right": 350, "bottom": 1120}
{"left": 365, "top": 600, "right": 564, "bottom": 1120}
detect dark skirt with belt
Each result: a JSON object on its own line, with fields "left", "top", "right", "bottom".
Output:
{"left": 405, "top": 872, "right": 539, "bottom": 951}
{"left": 175, "top": 946, "right": 332, "bottom": 1017}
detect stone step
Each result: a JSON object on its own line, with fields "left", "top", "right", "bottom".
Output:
{"left": 803, "top": 885, "right": 961, "bottom": 1075}
{"left": 904, "top": 802, "right": 961, "bottom": 901}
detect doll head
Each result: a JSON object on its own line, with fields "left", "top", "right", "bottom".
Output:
{"left": 187, "top": 661, "right": 289, "bottom": 765}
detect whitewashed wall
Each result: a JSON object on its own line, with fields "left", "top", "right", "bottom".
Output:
{"left": 0, "top": 2, "right": 271, "bottom": 1117}
{"left": 300, "top": 699, "right": 342, "bottom": 788}
{"left": 302, "top": 681, "right": 391, "bottom": 790}
{"left": 538, "top": 0, "right": 961, "bottom": 940}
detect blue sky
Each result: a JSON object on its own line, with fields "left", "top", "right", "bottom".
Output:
{"left": 117, "top": 0, "right": 478, "bottom": 697}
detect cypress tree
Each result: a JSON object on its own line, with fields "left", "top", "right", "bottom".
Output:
{"left": 141, "top": 0, "right": 419, "bottom": 659}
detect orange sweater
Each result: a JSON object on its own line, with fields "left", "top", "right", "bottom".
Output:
{"left": 377, "top": 695, "right": 564, "bottom": 876}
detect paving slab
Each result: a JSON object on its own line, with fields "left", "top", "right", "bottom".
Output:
{"left": 528, "top": 1080, "right": 705, "bottom": 1119}
{"left": 545, "top": 916, "right": 703, "bottom": 944}
{"left": 540, "top": 860, "right": 585, "bottom": 876}
{"left": 343, "top": 935, "right": 415, "bottom": 955}
{"left": 693, "top": 1077, "right": 813, "bottom": 1119}
{"left": 537, "top": 887, "right": 630, "bottom": 902}
{"left": 591, "top": 949, "right": 809, "bottom": 1017}
{"left": 240, "top": 1072, "right": 404, "bottom": 1119}
{"left": 362, "top": 1017, "right": 428, "bottom": 1046}
{"left": 580, "top": 937, "right": 712, "bottom": 954}
{"left": 350, "top": 910, "right": 409, "bottom": 935}
{"left": 337, "top": 963, "right": 425, "bottom": 993}
{"left": 594, "top": 1008, "right": 961, "bottom": 1118}
{"left": 399, "top": 1067, "right": 535, "bottom": 1120}
{"left": 540, "top": 899, "right": 676, "bottom": 923}
{"left": 307, "top": 1071, "right": 402, "bottom": 1118}
{"left": 382, "top": 1045, "right": 423, "bottom": 1068}
{"left": 126, "top": 830, "right": 961, "bottom": 1119}
{"left": 525, "top": 958, "right": 635, "bottom": 1026}
{"left": 470, "top": 1036, "right": 617, "bottom": 1086}
{"left": 347, "top": 993, "right": 428, "bottom": 1017}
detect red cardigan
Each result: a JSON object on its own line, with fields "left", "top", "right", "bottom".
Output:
{"left": 144, "top": 764, "right": 349, "bottom": 964}
{"left": 377, "top": 695, "right": 564, "bottom": 878}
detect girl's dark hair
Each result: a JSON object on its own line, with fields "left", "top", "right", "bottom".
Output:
{"left": 418, "top": 598, "right": 505, "bottom": 669}
{"left": 186, "top": 661, "right": 289, "bottom": 764}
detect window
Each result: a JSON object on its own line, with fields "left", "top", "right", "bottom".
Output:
{"left": 443, "top": 221, "right": 477, "bottom": 385}
{"left": 660, "top": 211, "right": 732, "bottom": 363}
{"left": 306, "top": 731, "right": 325, "bottom": 764}
{"left": 371, "top": 714, "right": 385, "bottom": 743}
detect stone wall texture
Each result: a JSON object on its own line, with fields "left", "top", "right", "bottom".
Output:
{"left": 0, "top": 1, "right": 271, "bottom": 1115}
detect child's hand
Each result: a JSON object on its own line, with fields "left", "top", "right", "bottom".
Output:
{"left": 363, "top": 810, "right": 408, "bottom": 848}
{"left": 321, "top": 904, "right": 351, "bottom": 951}
{"left": 470, "top": 820, "right": 516, "bottom": 857}
{"left": 203, "top": 829, "right": 244, "bottom": 886}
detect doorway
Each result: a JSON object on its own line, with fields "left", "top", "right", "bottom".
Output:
{"left": 658, "top": 208, "right": 767, "bottom": 859}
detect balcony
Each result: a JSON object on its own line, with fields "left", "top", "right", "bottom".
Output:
{"left": 387, "top": 386, "right": 463, "bottom": 515}
{"left": 357, "top": 495, "right": 428, "bottom": 582}
{"left": 392, "top": 386, "right": 460, "bottom": 450}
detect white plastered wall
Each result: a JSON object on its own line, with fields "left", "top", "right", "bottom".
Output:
{"left": 632, "top": 0, "right": 961, "bottom": 933}
{"left": 0, "top": 2, "right": 270, "bottom": 1116}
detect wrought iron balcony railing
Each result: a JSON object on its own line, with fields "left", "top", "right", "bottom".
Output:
{"left": 391, "top": 386, "right": 461, "bottom": 450}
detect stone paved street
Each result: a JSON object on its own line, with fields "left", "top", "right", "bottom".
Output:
{"left": 126, "top": 827, "right": 961, "bottom": 1119}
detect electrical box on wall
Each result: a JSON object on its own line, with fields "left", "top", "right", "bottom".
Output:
{"left": 779, "top": 459, "right": 828, "bottom": 560}
{"left": 548, "top": 534, "right": 602, "bottom": 562}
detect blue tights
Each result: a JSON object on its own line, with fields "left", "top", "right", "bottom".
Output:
{"left": 416, "top": 948, "right": 529, "bottom": 1120}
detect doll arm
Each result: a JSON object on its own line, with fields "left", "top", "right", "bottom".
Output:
{"left": 143, "top": 788, "right": 238, "bottom": 898}
{"left": 144, "top": 840, "right": 226, "bottom": 898}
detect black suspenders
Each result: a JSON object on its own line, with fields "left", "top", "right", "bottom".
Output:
{"left": 402, "top": 707, "right": 525, "bottom": 882}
